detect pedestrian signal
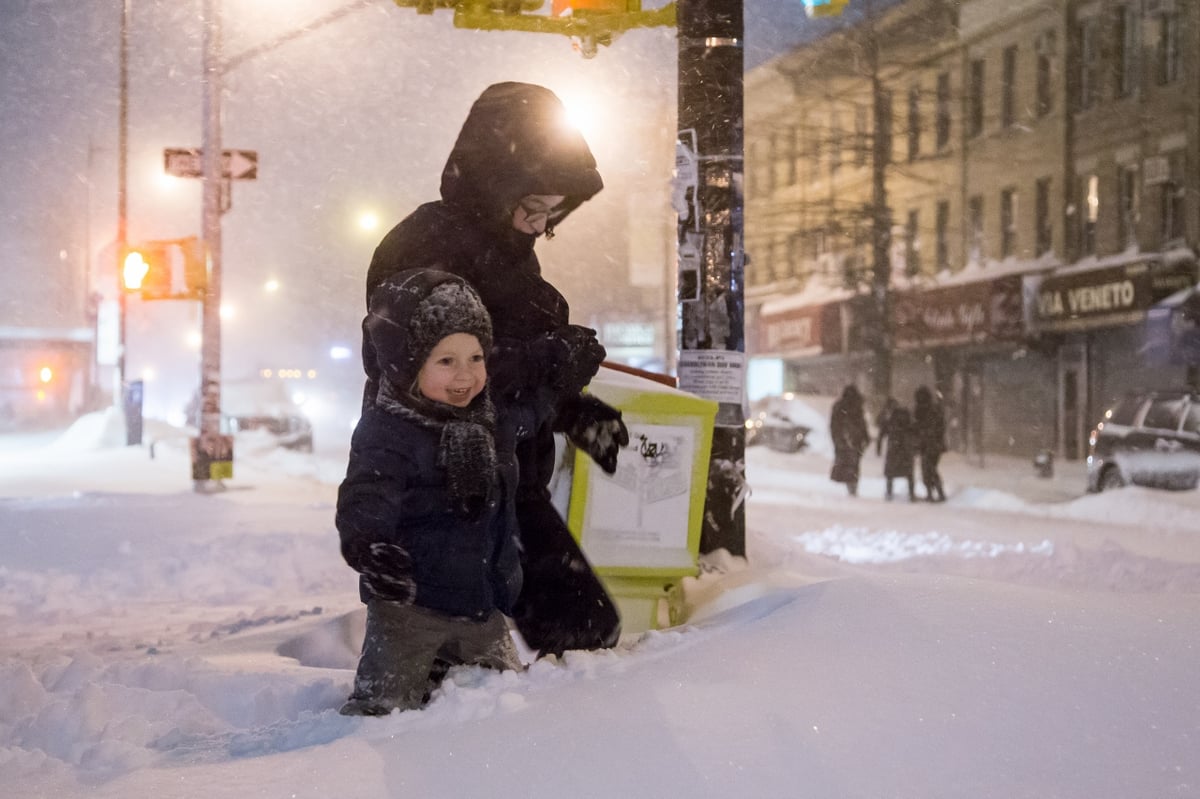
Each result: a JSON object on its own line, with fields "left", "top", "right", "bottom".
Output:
{"left": 121, "top": 238, "right": 207, "bottom": 300}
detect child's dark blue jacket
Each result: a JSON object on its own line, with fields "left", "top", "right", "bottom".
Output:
{"left": 337, "top": 401, "right": 523, "bottom": 620}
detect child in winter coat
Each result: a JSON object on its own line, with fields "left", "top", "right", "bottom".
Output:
{"left": 337, "top": 269, "right": 525, "bottom": 716}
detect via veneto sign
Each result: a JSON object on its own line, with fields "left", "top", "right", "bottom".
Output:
{"left": 164, "top": 148, "right": 258, "bottom": 180}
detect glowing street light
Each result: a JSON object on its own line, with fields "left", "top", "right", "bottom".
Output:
{"left": 357, "top": 210, "right": 379, "bottom": 232}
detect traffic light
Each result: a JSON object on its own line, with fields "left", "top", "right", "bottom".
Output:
{"left": 803, "top": 0, "right": 850, "bottom": 17}
{"left": 121, "top": 238, "right": 207, "bottom": 300}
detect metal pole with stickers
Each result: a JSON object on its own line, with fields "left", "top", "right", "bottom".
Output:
{"left": 675, "top": 0, "right": 747, "bottom": 556}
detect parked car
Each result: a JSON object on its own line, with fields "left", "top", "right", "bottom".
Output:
{"left": 187, "top": 379, "right": 314, "bottom": 453}
{"left": 745, "top": 394, "right": 815, "bottom": 454}
{"left": 1087, "top": 389, "right": 1200, "bottom": 492}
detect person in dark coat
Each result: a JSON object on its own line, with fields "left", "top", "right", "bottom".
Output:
{"left": 829, "top": 384, "right": 870, "bottom": 496}
{"left": 913, "top": 385, "right": 948, "bottom": 502}
{"left": 363, "top": 82, "right": 627, "bottom": 658}
{"left": 337, "top": 270, "right": 525, "bottom": 716}
{"left": 874, "top": 396, "right": 899, "bottom": 457}
{"left": 877, "top": 404, "right": 917, "bottom": 501}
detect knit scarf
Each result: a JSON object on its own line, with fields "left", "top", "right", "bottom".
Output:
{"left": 376, "top": 377, "right": 497, "bottom": 517}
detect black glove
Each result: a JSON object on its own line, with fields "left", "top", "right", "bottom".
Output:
{"left": 358, "top": 541, "right": 416, "bottom": 603}
{"left": 557, "top": 394, "right": 629, "bottom": 475}
{"left": 539, "top": 325, "right": 606, "bottom": 394}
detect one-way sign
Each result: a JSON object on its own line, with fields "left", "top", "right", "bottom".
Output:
{"left": 164, "top": 148, "right": 258, "bottom": 180}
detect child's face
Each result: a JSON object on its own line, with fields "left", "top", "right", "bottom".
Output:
{"left": 416, "top": 333, "right": 487, "bottom": 408}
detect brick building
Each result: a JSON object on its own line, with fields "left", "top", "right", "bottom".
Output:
{"left": 745, "top": 0, "right": 1199, "bottom": 460}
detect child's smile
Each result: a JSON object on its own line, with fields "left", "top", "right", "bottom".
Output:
{"left": 417, "top": 332, "right": 487, "bottom": 408}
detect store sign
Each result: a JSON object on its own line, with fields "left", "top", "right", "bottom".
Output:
{"left": 892, "top": 275, "right": 1023, "bottom": 348}
{"left": 756, "top": 303, "right": 843, "bottom": 356}
{"left": 1029, "top": 259, "right": 1196, "bottom": 332}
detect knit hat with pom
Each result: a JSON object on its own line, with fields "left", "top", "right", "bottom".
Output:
{"left": 365, "top": 269, "right": 493, "bottom": 394}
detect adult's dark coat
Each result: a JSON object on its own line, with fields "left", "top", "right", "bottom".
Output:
{"left": 878, "top": 405, "right": 916, "bottom": 480}
{"left": 362, "top": 82, "right": 619, "bottom": 655}
{"left": 830, "top": 386, "right": 870, "bottom": 485}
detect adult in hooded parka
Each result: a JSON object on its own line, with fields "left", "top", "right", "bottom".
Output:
{"left": 363, "top": 82, "right": 627, "bottom": 657}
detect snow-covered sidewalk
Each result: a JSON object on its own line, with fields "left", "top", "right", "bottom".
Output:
{"left": 1, "top": 414, "right": 1199, "bottom": 798}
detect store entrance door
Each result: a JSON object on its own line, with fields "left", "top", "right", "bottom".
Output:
{"left": 1058, "top": 344, "right": 1087, "bottom": 461}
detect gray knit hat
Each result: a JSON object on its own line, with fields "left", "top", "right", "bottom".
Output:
{"left": 365, "top": 269, "right": 493, "bottom": 393}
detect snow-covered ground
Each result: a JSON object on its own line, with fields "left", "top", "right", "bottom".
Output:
{"left": 2, "top": 408, "right": 1199, "bottom": 798}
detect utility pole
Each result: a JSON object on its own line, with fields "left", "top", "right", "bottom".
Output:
{"left": 866, "top": 14, "right": 893, "bottom": 403}
{"left": 117, "top": 0, "right": 131, "bottom": 437}
{"left": 676, "top": 0, "right": 746, "bottom": 557}
{"left": 195, "top": 0, "right": 227, "bottom": 490}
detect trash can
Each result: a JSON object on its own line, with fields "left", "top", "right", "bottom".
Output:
{"left": 122, "top": 379, "right": 144, "bottom": 447}
{"left": 561, "top": 366, "right": 718, "bottom": 633}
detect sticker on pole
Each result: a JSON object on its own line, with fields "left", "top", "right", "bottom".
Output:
{"left": 676, "top": 350, "right": 745, "bottom": 404}
{"left": 191, "top": 434, "right": 234, "bottom": 481}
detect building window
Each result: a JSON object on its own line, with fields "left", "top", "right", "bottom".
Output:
{"left": 1077, "top": 16, "right": 1100, "bottom": 110}
{"left": 935, "top": 72, "right": 951, "bottom": 149}
{"left": 878, "top": 90, "right": 893, "bottom": 164}
{"left": 968, "top": 195, "right": 984, "bottom": 263}
{"left": 1001, "top": 45, "right": 1017, "bottom": 128}
{"left": 807, "top": 122, "right": 822, "bottom": 184}
{"left": 1157, "top": 11, "right": 1181, "bottom": 85}
{"left": 907, "top": 86, "right": 921, "bottom": 161}
{"left": 1035, "top": 176, "right": 1053, "bottom": 256}
{"left": 747, "top": 141, "right": 759, "bottom": 197}
{"left": 905, "top": 209, "right": 921, "bottom": 276}
{"left": 788, "top": 234, "right": 803, "bottom": 279}
{"left": 855, "top": 103, "right": 868, "bottom": 167}
{"left": 830, "top": 113, "right": 842, "bottom": 176}
{"left": 785, "top": 126, "right": 798, "bottom": 186}
{"left": 1000, "top": 188, "right": 1018, "bottom": 258}
{"left": 767, "top": 134, "right": 778, "bottom": 194}
{"left": 1118, "top": 164, "right": 1138, "bottom": 249}
{"left": 1116, "top": 5, "right": 1139, "bottom": 98}
{"left": 1036, "top": 31, "right": 1055, "bottom": 117}
{"left": 1162, "top": 152, "right": 1185, "bottom": 242}
{"left": 968, "top": 59, "right": 985, "bottom": 137}
{"left": 936, "top": 200, "right": 950, "bottom": 271}
{"left": 1080, "top": 174, "right": 1099, "bottom": 256}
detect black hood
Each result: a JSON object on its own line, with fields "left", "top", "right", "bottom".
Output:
{"left": 440, "top": 82, "right": 604, "bottom": 238}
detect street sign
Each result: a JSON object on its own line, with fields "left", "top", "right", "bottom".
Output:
{"left": 164, "top": 148, "right": 258, "bottom": 180}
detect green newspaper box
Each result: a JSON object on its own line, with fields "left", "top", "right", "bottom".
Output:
{"left": 563, "top": 367, "right": 718, "bottom": 633}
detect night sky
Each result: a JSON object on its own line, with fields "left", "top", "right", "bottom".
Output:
{"left": 0, "top": 0, "right": 813, "bottom": 415}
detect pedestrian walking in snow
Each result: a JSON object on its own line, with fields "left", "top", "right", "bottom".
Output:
{"left": 878, "top": 403, "right": 917, "bottom": 501}
{"left": 337, "top": 270, "right": 524, "bottom": 716}
{"left": 363, "top": 82, "right": 627, "bottom": 657}
{"left": 914, "top": 385, "right": 948, "bottom": 502}
{"left": 830, "top": 384, "right": 870, "bottom": 496}
{"left": 875, "top": 396, "right": 899, "bottom": 457}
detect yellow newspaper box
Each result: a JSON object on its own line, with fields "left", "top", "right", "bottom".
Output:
{"left": 564, "top": 367, "right": 718, "bottom": 633}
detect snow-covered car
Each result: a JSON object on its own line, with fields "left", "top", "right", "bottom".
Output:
{"left": 1087, "top": 390, "right": 1200, "bottom": 492}
{"left": 188, "top": 379, "right": 314, "bottom": 453}
{"left": 745, "top": 393, "right": 828, "bottom": 454}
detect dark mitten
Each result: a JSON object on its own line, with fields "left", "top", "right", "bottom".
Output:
{"left": 534, "top": 325, "right": 606, "bottom": 394}
{"left": 558, "top": 394, "right": 629, "bottom": 475}
{"left": 511, "top": 497, "right": 622, "bottom": 657}
{"left": 359, "top": 542, "right": 416, "bottom": 603}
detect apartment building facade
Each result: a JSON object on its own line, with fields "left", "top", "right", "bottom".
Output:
{"left": 744, "top": 0, "right": 1199, "bottom": 460}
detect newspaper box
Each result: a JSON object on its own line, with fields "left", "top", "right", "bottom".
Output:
{"left": 561, "top": 367, "right": 718, "bottom": 633}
